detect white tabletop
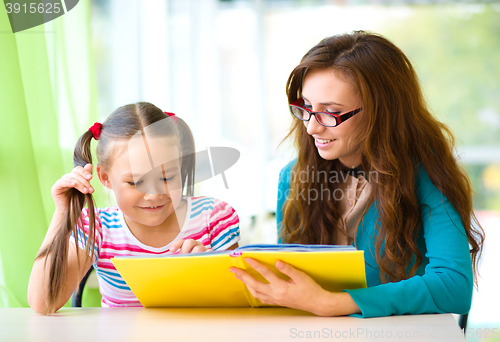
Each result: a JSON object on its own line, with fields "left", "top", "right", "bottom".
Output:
{"left": 0, "top": 308, "right": 465, "bottom": 342}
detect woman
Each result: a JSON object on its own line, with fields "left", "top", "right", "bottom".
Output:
{"left": 230, "top": 31, "right": 484, "bottom": 318}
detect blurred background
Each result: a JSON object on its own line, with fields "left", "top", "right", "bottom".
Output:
{"left": 1, "top": 0, "right": 499, "bottom": 339}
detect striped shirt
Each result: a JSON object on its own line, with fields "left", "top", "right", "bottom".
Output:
{"left": 71, "top": 196, "right": 240, "bottom": 307}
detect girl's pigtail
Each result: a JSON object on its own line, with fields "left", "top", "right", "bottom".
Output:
{"left": 36, "top": 130, "right": 97, "bottom": 314}
{"left": 176, "top": 118, "right": 195, "bottom": 197}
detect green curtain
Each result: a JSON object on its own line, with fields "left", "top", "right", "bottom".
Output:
{"left": 0, "top": 1, "right": 97, "bottom": 308}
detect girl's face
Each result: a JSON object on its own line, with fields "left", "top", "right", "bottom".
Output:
{"left": 301, "top": 69, "right": 364, "bottom": 167}
{"left": 97, "top": 136, "right": 183, "bottom": 231}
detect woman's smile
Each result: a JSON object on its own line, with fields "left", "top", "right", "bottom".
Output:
{"left": 314, "top": 138, "right": 336, "bottom": 148}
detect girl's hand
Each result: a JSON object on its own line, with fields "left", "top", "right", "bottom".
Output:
{"left": 169, "top": 239, "right": 212, "bottom": 254}
{"left": 230, "top": 258, "right": 349, "bottom": 316}
{"left": 51, "top": 164, "right": 94, "bottom": 213}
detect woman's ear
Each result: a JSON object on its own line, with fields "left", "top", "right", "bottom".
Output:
{"left": 96, "top": 164, "right": 112, "bottom": 189}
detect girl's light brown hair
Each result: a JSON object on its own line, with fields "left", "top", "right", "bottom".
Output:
{"left": 36, "top": 102, "right": 195, "bottom": 314}
{"left": 281, "top": 31, "right": 484, "bottom": 285}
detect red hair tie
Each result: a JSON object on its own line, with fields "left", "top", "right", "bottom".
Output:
{"left": 89, "top": 122, "right": 102, "bottom": 140}
{"left": 164, "top": 112, "right": 178, "bottom": 123}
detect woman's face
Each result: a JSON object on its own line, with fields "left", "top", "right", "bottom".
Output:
{"left": 301, "top": 68, "right": 364, "bottom": 168}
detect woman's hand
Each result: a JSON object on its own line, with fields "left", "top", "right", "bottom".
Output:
{"left": 51, "top": 164, "right": 94, "bottom": 213}
{"left": 229, "top": 258, "right": 361, "bottom": 316}
{"left": 169, "top": 239, "right": 212, "bottom": 254}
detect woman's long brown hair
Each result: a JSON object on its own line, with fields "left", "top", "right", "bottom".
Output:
{"left": 281, "top": 31, "right": 484, "bottom": 285}
{"left": 36, "top": 102, "right": 195, "bottom": 314}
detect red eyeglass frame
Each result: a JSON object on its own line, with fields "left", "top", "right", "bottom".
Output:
{"left": 289, "top": 97, "right": 363, "bottom": 127}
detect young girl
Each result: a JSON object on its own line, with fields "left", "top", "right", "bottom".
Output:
{"left": 230, "top": 31, "right": 484, "bottom": 318}
{"left": 28, "top": 102, "right": 240, "bottom": 314}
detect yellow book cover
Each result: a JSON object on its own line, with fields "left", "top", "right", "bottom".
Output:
{"left": 111, "top": 244, "right": 367, "bottom": 308}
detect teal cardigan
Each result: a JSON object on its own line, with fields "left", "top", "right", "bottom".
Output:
{"left": 277, "top": 159, "right": 473, "bottom": 318}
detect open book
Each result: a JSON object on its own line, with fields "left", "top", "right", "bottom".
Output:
{"left": 111, "top": 244, "right": 367, "bottom": 308}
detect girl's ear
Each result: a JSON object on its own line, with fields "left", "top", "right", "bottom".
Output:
{"left": 96, "top": 164, "right": 112, "bottom": 189}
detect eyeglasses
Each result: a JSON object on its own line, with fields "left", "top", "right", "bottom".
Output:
{"left": 289, "top": 97, "right": 363, "bottom": 127}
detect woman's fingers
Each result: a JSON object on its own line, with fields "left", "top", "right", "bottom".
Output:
{"left": 244, "top": 258, "right": 283, "bottom": 283}
{"left": 230, "top": 268, "right": 257, "bottom": 286}
{"left": 230, "top": 266, "right": 269, "bottom": 293}
{"left": 229, "top": 267, "right": 280, "bottom": 305}
{"left": 275, "top": 260, "right": 304, "bottom": 281}
{"left": 231, "top": 258, "right": 329, "bottom": 312}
